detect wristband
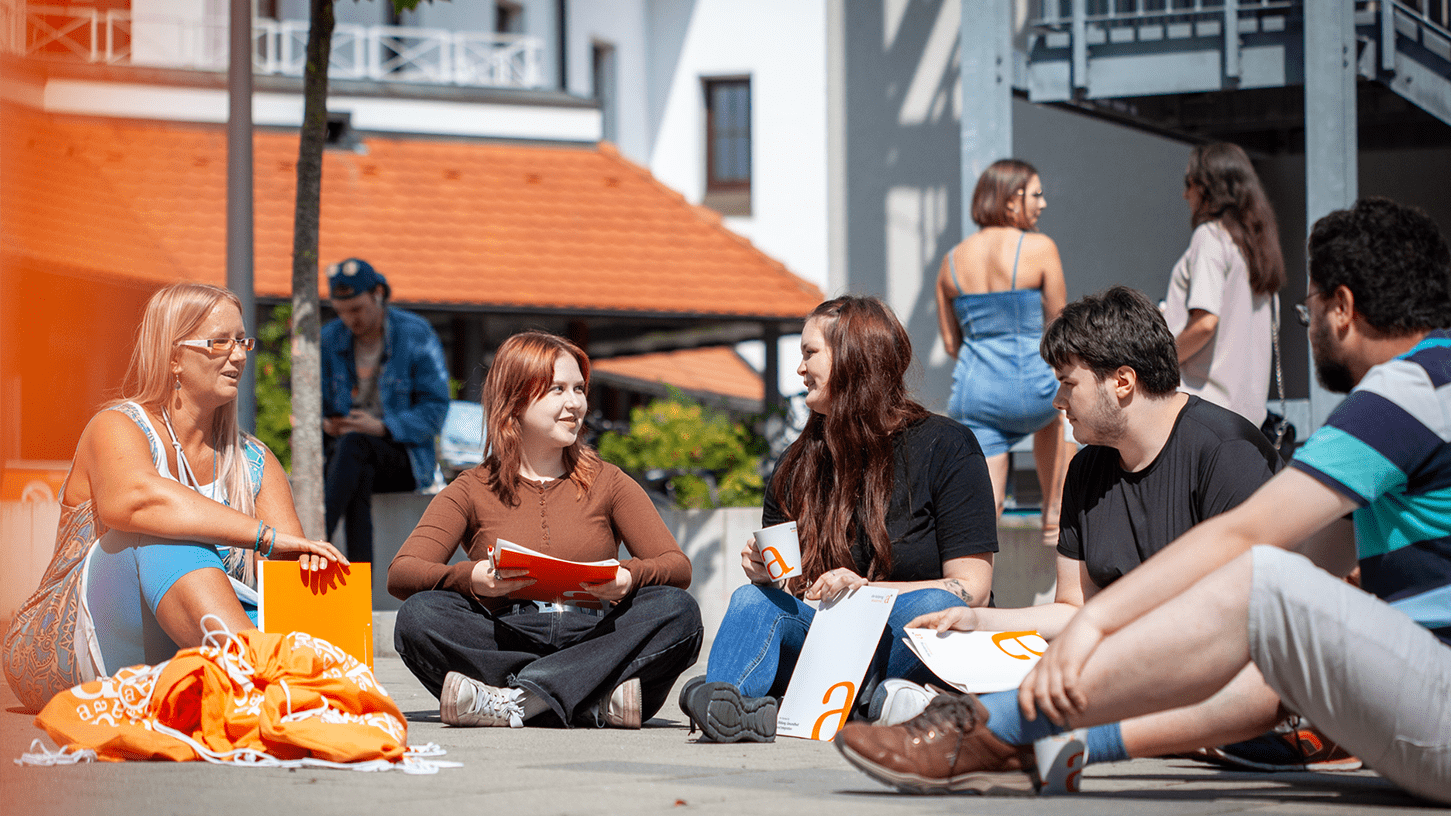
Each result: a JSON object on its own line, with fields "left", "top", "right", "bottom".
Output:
{"left": 260, "top": 525, "right": 277, "bottom": 559}
{"left": 254, "top": 521, "right": 265, "bottom": 551}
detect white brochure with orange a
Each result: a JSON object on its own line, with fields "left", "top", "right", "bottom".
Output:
{"left": 775, "top": 586, "right": 899, "bottom": 742}
{"left": 901, "top": 627, "right": 1049, "bottom": 694}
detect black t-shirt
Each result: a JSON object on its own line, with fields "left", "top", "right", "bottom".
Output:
{"left": 1057, "top": 396, "right": 1281, "bottom": 590}
{"left": 764, "top": 414, "right": 998, "bottom": 581}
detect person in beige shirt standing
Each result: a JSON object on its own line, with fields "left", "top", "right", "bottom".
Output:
{"left": 1163, "top": 143, "right": 1285, "bottom": 427}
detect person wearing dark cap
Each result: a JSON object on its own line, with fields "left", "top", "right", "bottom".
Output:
{"left": 321, "top": 258, "right": 450, "bottom": 562}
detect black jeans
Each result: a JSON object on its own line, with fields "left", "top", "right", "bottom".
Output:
{"left": 323, "top": 431, "right": 415, "bottom": 563}
{"left": 394, "top": 586, "right": 703, "bottom": 727}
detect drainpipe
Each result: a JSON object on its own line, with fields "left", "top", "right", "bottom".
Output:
{"left": 557, "top": 0, "right": 568, "bottom": 91}
{"left": 227, "top": 0, "right": 256, "bottom": 431}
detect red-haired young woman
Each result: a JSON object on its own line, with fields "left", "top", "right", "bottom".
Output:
{"left": 388, "top": 331, "right": 702, "bottom": 729}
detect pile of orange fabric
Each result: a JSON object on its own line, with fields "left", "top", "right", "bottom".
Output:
{"left": 22, "top": 625, "right": 450, "bottom": 773}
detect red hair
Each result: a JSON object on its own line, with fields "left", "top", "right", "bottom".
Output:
{"left": 482, "top": 331, "right": 601, "bottom": 506}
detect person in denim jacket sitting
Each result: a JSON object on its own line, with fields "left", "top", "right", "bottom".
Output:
{"left": 321, "top": 258, "right": 449, "bottom": 562}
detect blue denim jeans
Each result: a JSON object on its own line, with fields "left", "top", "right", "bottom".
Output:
{"left": 704, "top": 584, "right": 965, "bottom": 705}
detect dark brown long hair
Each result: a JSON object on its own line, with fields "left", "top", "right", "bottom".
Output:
{"left": 481, "top": 331, "right": 601, "bottom": 506}
{"left": 772, "top": 296, "right": 929, "bottom": 585}
{"left": 971, "top": 159, "right": 1039, "bottom": 230}
{"left": 1185, "top": 143, "right": 1285, "bottom": 296}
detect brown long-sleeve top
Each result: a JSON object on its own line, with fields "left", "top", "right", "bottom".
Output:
{"left": 387, "top": 462, "right": 691, "bottom": 608}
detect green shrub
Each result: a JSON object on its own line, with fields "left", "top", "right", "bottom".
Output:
{"left": 254, "top": 304, "right": 293, "bottom": 470}
{"left": 598, "top": 394, "right": 765, "bottom": 509}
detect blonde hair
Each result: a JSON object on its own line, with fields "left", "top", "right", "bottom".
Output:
{"left": 109, "top": 282, "right": 256, "bottom": 517}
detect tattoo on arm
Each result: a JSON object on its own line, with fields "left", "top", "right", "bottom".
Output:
{"left": 943, "top": 578, "right": 974, "bottom": 604}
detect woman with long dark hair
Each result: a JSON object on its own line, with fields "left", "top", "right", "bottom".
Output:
{"left": 937, "top": 159, "right": 1072, "bottom": 546}
{"left": 3, "top": 283, "right": 345, "bottom": 712}
{"left": 679, "top": 296, "right": 997, "bottom": 742}
{"left": 1164, "top": 142, "right": 1285, "bottom": 425}
{"left": 389, "top": 331, "right": 702, "bottom": 729}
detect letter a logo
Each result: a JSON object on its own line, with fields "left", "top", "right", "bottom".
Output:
{"left": 992, "top": 631, "right": 1047, "bottom": 660}
{"left": 761, "top": 547, "right": 794, "bottom": 581}
{"left": 810, "top": 681, "right": 856, "bottom": 740}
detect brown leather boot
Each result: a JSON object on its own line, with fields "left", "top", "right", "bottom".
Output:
{"left": 834, "top": 693, "right": 1039, "bottom": 795}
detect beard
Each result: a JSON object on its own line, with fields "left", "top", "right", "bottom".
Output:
{"left": 1074, "top": 383, "right": 1129, "bottom": 446}
{"left": 1310, "top": 319, "right": 1356, "bottom": 394}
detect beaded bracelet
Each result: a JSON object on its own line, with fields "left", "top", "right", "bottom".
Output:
{"left": 260, "top": 525, "right": 278, "bottom": 559}
{"left": 253, "top": 521, "right": 266, "bottom": 551}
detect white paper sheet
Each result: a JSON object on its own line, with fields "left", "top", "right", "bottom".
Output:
{"left": 901, "top": 628, "right": 1048, "bottom": 694}
{"left": 775, "top": 586, "right": 898, "bottom": 741}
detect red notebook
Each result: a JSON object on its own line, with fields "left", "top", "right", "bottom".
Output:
{"left": 257, "top": 560, "right": 374, "bottom": 671}
{"left": 489, "top": 539, "right": 620, "bottom": 610}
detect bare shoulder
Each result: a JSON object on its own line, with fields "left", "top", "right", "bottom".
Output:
{"left": 1021, "top": 231, "right": 1061, "bottom": 257}
{"left": 80, "top": 406, "right": 153, "bottom": 454}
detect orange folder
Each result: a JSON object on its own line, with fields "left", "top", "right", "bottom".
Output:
{"left": 257, "top": 560, "right": 374, "bottom": 671}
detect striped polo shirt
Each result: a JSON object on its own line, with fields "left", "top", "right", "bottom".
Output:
{"left": 1290, "top": 330, "right": 1451, "bottom": 644}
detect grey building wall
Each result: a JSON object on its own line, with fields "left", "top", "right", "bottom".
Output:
{"left": 836, "top": 1, "right": 1196, "bottom": 415}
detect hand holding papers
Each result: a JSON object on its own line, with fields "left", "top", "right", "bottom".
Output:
{"left": 489, "top": 538, "right": 620, "bottom": 610}
{"left": 901, "top": 627, "right": 1049, "bottom": 694}
{"left": 776, "top": 586, "right": 898, "bottom": 741}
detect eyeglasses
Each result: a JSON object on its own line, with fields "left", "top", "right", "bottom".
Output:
{"left": 176, "top": 338, "right": 257, "bottom": 353}
{"left": 1295, "top": 290, "right": 1325, "bottom": 328}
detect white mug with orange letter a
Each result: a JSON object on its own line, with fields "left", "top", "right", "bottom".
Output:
{"left": 754, "top": 521, "right": 801, "bottom": 582}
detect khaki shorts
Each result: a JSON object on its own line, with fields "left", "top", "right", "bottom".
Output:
{"left": 1248, "top": 545, "right": 1451, "bottom": 803}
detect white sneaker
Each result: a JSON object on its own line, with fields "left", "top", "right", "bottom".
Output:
{"left": 440, "top": 671, "right": 526, "bottom": 728}
{"left": 605, "top": 677, "right": 642, "bottom": 729}
{"left": 1034, "top": 730, "right": 1087, "bottom": 794}
{"left": 872, "top": 679, "right": 940, "bottom": 726}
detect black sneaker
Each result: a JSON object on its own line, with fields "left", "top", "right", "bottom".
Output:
{"left": 1191, "top": 721, "right": 1362, "bottom": 772}
{"left": 677, "top": 676, "right": 777, "bottom": 743}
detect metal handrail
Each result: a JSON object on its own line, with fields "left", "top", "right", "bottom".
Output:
{"left": 1032, "top": 0, "right": 1297, "bottom": 29}
{"left": 3, "top": 2, "right": 547, "bottom": 90}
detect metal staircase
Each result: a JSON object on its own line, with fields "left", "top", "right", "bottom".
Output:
{"left": 1369, "top": 1, "right": 1451, "bottom": 125}
{"left": 1022, "top": 1, "right": 1451, "bottom": 128}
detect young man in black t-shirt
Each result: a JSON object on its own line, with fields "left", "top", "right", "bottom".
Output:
{"left": 871, "top": 288, "right": 1353, "bottom": 774}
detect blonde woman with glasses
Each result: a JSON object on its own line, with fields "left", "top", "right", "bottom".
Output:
{"left": 2, "top": 282, "right": 345, "bottom": 712}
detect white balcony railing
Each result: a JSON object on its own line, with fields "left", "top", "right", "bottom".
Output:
{"left": 4, "top": 3, "right": 546, "bottom": 90}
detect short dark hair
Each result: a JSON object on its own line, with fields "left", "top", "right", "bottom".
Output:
{"left": 1308, "top": 197, "right": 1451, "bottom": 336}
{"left": 1041, "top": 285, "right": 1180, "bottom": 396}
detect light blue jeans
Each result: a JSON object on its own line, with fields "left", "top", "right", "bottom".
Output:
{"left": 704, "top": 584, "right": 965, "bottom": 702}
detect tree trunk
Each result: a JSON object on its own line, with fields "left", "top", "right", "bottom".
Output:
{"left": 288, "top": 0, "right": 335, "bottom": 539}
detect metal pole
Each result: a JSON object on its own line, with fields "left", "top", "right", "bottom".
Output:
{"left": 960, "top": 0, "right": 1013, "bottom": 238}
{"left": 1303, "top": 1, "right": 1357, "bottom": 431}
{"left": 762, "top": 322, "right": 781, "bottom": 415}
{"left": 228, "top": 0, "right": 256, "bottom": 431}
{"left": 1223, "top": 0, "right": 1240, "bottom": 81}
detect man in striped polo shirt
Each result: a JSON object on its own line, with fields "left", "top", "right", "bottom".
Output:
{"left": 835, "top": 197, "right": 1451, "bottom": 803}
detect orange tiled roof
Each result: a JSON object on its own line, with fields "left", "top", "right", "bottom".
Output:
{"left": 592, "top": 346, "right": 763, "bottom": 404}
{"left": 1, "top": 105, "right": 822, "bottom": 318}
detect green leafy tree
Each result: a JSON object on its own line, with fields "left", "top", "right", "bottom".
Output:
{"left": 598, "top": 395, "right": 766, "bottom": 509}
{"left": 290, "top": 0, "right": 433, "bottom": 536}
{"left": 254, "top": 304, "right": 294, "bottom": 469}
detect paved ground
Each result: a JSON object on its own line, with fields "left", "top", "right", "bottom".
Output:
{"left": 2, "top": 653, "right": 1438, "bottom": 816}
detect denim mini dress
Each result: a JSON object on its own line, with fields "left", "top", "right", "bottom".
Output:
{"left": 945, "top": 233, "right": 1060, "bottom": 457}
